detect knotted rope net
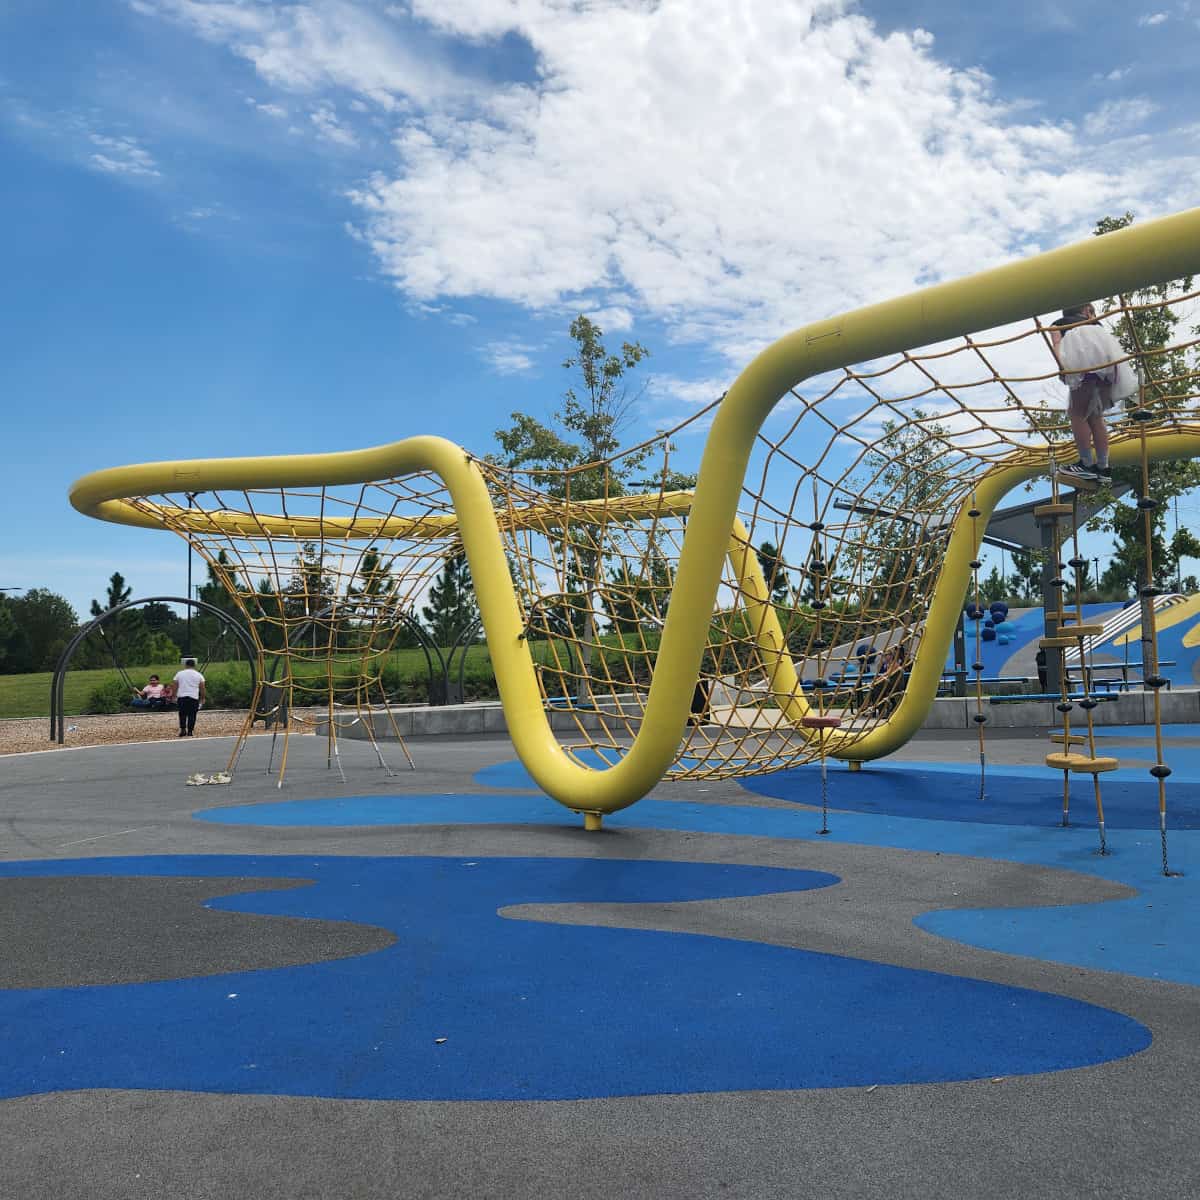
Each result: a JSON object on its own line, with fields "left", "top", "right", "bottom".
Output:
{"left": 109, "top": 287, "right": 1200, "bottom": 786}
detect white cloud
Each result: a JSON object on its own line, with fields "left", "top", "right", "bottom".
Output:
{"left": 1095, "top": 66, "right": 1131, "bottom": 82}
{"left": 1138, "top": 11, "right": 1170, "bottom": 25}
{"left": 246, "top": 97, "right": 287, "bottom": 118}
{"left": 483, "top": 340, "right": 538, "bottom": 374}
{"left": 1083, "top": 96, "right": 1159, "bottom": 137}
{"left": 88, "top": 132, "right": 161, "bottom": 177}
{"left": 136, "top": 0, "right": 475, "bottom": 109}
{"left": 583, "top": 305, "right": 634, "bottom": 333}
{"left": 310, "top": 102, "right": 358, "bottom": 147}
{"left": 135, "top": 0, "right": 1196, "bottom": 383}
{"left": 349, "top": 1, "right": 1137, "bottom": 356}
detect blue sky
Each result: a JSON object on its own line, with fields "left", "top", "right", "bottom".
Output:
{"left": 2, "top": 0, "right": 1198, "bottom": 618}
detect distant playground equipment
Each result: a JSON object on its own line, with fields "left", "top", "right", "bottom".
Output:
{"left": 70, "top": 208, "right": 1200, "bottom": 852}
{"left": 48, "top": 595, "right": 258, "bottom": 745}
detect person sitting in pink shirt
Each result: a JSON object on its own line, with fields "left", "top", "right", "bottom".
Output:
{"left": 130, "top": 675, "right": 170, "bottom": 710}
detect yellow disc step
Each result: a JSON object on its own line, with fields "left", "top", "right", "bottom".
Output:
{"left": 1049, "top": 732, "right": 1087, "bottom": 745}
{"left": 1039, "top": 637, "right": 1077, "bottom": 649}
{"left": 1033, "top": 502, "right": 1074, "bottom": 518}
{"left": 1058, "top": 623, "right": 1106, "bottom": 638}
{"left": 1045, "top": 753, "right": 1120, "bottom": 774}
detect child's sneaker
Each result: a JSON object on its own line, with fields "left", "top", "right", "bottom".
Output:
{"left": 1094, "top": 465, "right": 1113, "bottom": 483}
{"left": 1060, "top": 460, "right": 1098, "bottom": 481}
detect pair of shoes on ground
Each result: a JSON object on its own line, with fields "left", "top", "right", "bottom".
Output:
{"left": 186, "top": 772, "right": 232, "bottom": 786}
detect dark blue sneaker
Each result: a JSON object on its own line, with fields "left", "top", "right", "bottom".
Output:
{"left": 1059, "top": 460, "right": 1098, "bottom": 482}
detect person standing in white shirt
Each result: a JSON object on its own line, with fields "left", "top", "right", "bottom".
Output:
{"left": 172, "top": 658, "right": 206, "bottom": 737}
{"left": 1050, "top": 302, "right": 1139, "bottom": 483}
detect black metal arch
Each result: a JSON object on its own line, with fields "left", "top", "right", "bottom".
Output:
{"left": 441, "top": 613, "right": 484, "bottom": 706}
{"left": 49, "top": 596, "right": 259, "bottom": 744}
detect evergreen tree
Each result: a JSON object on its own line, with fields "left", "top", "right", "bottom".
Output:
{"left": 755, "top": 541, "right": 792, "bottom": 605}
{"left": 347, "top": 548, "right": 395, "bottom": 619}
{"left": 977, "top": 565, "right": 1007, "bottom": 606}
{"left": 422, "top": 551, "right": 478, "bottom": 647}
{"left": 602, "top": 549, "right": 674, "bottom": 635}
{"left": 84, "top": 572, "right": 151, "bottom": 667}
{"left": 283, "top": 542, "right": 334, "bottom": 620}
{"left": 1007, "top": 548, "right": 1045, "bottom": 603}
{"left": 251, "top": 576, "right": 286, "bottom": 652}
{"left": 346, "top": 547, "right": 417, "bottom": 650}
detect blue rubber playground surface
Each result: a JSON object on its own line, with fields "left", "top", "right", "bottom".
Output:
{"left": 0, "top": 853, "right": 1156, "bottom": 1100}
{"left": 195, "top": 725, "right": 1200, "bottom": 988}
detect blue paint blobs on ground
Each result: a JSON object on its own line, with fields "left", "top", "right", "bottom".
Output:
{"left": 473, "top": 748, "right": 788, "bottom": 792}
{"left": 0, "top": 854, "right": 1152, "bottom": 1100}
{"left": 915, "top": 898, "right": 1185, "bottom": 987}
{"left": 196, "top": 754, "right": 1200, "bottom": 987}
{"left": 476, "top": 746, "right": 614, "bottom": 791}
{"left": 739, "top": 761, "right": 1200, "bottom": 830}
{"left": 1086, "top": 723, "right": 1200, "bottom": 738}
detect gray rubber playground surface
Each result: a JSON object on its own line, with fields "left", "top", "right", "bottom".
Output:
{"left": 1, "top": 728, "right": 1197, "bottom": 1199}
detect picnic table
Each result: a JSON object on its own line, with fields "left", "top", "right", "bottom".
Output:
{"left": 1083, "top": 660, "right": 1175, "bottom": 690}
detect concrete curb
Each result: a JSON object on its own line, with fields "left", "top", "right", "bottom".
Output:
{"left": 316, "top": 689, "right": 1200, "bottom": 741}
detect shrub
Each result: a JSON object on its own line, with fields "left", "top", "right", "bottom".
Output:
{"left": 84, "top": 678, "right": 134, "bottom": 714}
{"left": 204, "top": 667, "right": 253, "bottom": 709}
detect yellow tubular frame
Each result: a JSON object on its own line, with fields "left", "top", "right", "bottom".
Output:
{"left": 70, "top": 207, "right": 1200, "bottom": 816}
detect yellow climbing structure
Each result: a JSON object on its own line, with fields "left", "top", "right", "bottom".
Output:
{"left": 70, "top": 207, "right": 1200, "bottom": 821}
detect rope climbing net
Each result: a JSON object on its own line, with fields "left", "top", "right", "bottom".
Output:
{"left": 70, "top": 209, "right": 1200, "bottom": 824}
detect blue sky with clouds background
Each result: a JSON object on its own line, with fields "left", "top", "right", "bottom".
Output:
{"left": 2, "top": 0, "right": 1198, "bottom": 616}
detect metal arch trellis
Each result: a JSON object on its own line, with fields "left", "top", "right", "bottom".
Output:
{"left": 49, "top": 596, "right": 259, "bottom": 744}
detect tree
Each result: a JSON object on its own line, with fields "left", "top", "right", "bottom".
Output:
{"left": 492, "top": 315, "right": 656, "bottom": 699}
{"left": 283, "top": 542, "right": 334, "bottom": 621}
{"left": 602, "top": 548, "right": 674, "bottom": 636}
{"left": 1007, "top": 548, "right": 1045, "bottom": 604}
{"left": 976, "top": 565, "right": 1007, "bottom": 606}
{"left": 0, "top": 596, "right": 18, "bottom": 671}
{"left": 422, "top": 551, "right": 478, "bottom": 647}
{"left": 494, "top": 316, "right": 652, "bottom": 488}
{"left": 346, "top": 546, "right": 417, "bottom": 650}
{"left": 755, "top": 541, "right": 792, "bottom": 605}
{"left": 250, "top": 576, "right": 286, "bottom": 652}
{"left": 78, "top": 572, "right": 154, "bottom": 668}
{"left": 6, "top": 589, "right": 79, "bottom": 673}
{"left": 347, "top": 548, "right": 394, "bottom": 614}
{"left": 853, "top": 409, "right": 957, "bottom": 617}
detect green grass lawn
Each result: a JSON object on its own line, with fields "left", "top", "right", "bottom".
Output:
{"left": 1, "top": 662, "right": 202, "bottom": 720}
{"left": 0, "top": 645, "right": 507, "bottom": 720}
{"left": 0, "top": 638, "right": 642, "bottom": 720}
